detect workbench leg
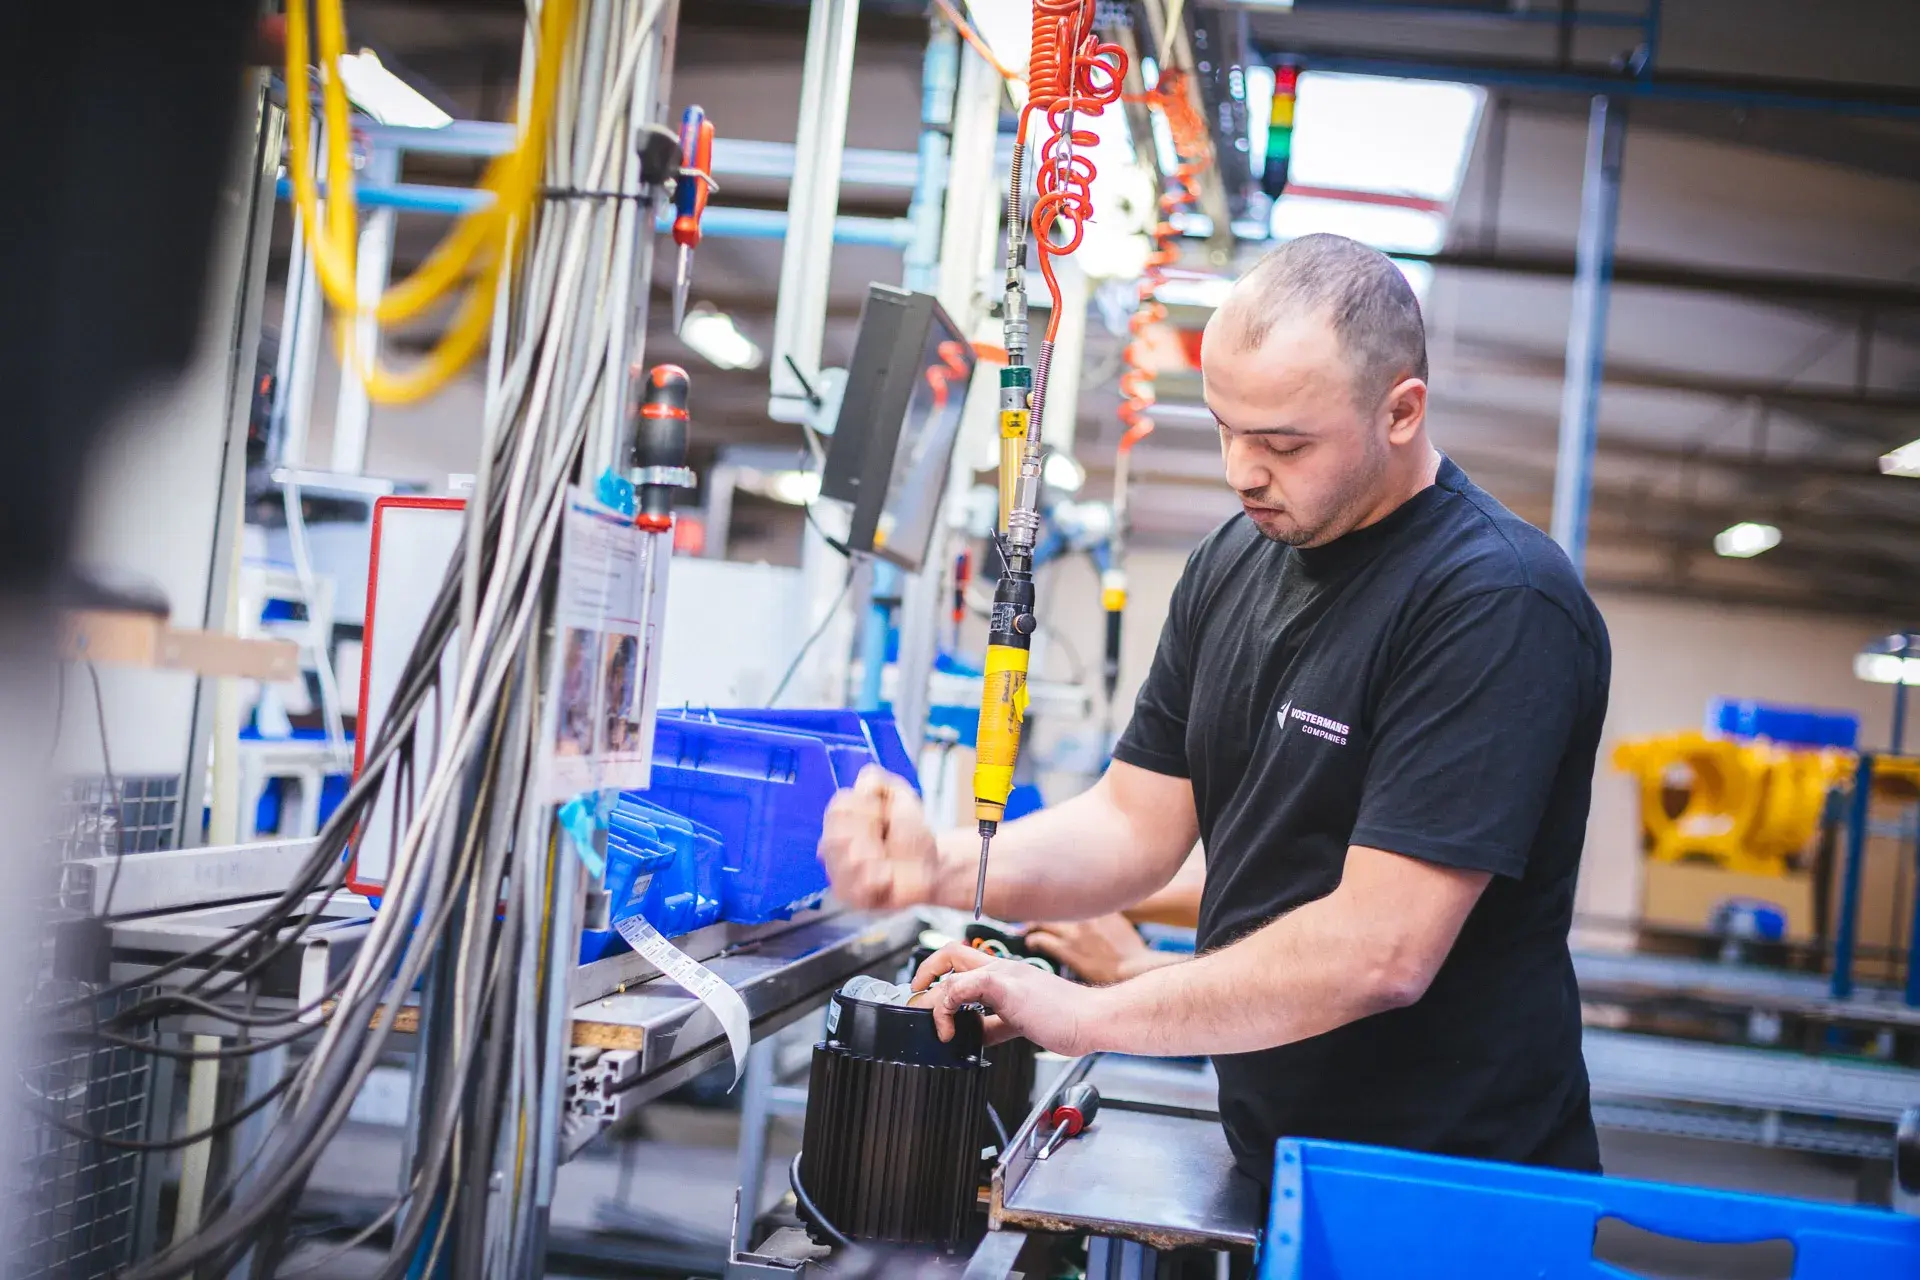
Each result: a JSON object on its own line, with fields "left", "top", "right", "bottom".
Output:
{"left": 731, "top": 1037, "right": 779, "bottom": 1255}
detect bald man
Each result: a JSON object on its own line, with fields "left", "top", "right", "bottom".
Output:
{"left": 821, "top": 233, "right": 1609, "bottom": 1185}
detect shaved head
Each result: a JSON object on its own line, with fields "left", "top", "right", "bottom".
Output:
{"left": 1199, "top": 234, "right": 1438, "bottom": 549}
{"left": 1215, "top": 233, "right": 1428, "bottom": 412}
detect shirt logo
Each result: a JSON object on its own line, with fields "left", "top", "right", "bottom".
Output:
{"left": 1278, "top": 700, "right": 1350, "bottom": 746}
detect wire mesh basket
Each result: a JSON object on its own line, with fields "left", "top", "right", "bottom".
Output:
{"left": 6, "top": 775, "right": 179, "bottom": 1279}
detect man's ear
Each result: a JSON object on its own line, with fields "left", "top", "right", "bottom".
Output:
{"left": 1383, "top": 378, "right": 1427, "bottom": 445}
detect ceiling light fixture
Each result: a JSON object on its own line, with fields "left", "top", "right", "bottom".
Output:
{"left": 679, "top": 306, "right": 764, "bottom": 371}
{"left": 1712, "top": 521, "right": 1782, "bottom": 559}
{"left": 335, "top": 49, "right": 453, "bottom": 130}
{"left": 1856, "top": 634, "right": 1920, "bottom": 689}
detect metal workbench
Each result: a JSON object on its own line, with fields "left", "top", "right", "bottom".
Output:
{"left": 969, "top": 1053, "right": 1263, "bottom": 1279}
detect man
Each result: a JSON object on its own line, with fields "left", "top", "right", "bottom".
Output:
{"left": 820, "top": 233, "right": 1610, "bottom": 1185}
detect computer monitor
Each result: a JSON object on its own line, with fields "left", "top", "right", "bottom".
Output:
{"left": 820, "top": 285, "right": 976, "bottom": 572}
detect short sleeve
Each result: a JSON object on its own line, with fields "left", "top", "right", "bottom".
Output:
{"left": 1349, "top": 586, "right": 1595, "bottom": 879}
{"left": 1110, "top": 555, "right": 1201, "bottom": 779}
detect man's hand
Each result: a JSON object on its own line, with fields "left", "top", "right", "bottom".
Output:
{"left": 820, "top": 766, "right": 944, "bottom": 910}
{"left": 1026, "top": 915, "right": 1168, "bottom": 986}
{"left": 911, "top": 943, "right": 1102, "bottom": 1055}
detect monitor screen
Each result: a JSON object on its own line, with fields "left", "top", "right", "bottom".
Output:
{"left": 820, "top": 286, "right": 976, "bottom": 572}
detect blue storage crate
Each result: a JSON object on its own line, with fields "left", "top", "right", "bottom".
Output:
{"left": 579, "top": 797, "right": 726, "bottom": 962}
{"left": 626, "top": 798, "right": 725, "bottom": 936}
{"left": 646, "top": 713, "right": 841, "bottom": 924}
{"left": 707, "top": 708, "right": 921, "bottom": 790}
{"left": 1709, "top": 698, "right": 1859, "bottom": 751}
{"left": 1260, "top": 1139, "right": 1920, "bottom": 1279}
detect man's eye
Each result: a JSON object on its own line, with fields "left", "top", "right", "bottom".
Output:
{"left": 1266, "top": 441, "right": 1307, "bottom": 458}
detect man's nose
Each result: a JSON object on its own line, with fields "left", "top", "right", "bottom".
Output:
{"left": 1222, "top": 433, "right": 1269, "bottom": 496}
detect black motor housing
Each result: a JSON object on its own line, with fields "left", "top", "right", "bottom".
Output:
{"left": 797, "top": 990, "right": 991, "bottom": 1251}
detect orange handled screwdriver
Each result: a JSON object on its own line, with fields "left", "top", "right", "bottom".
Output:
{"left": 672, "top": 106, "right": 714, "bottom": 333}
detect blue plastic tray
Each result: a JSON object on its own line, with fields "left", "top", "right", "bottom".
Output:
{"left": 1260, "top": 1139, "right": 1920, "bottom": 1279}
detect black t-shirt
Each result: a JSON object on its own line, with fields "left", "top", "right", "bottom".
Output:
{"left": 1112, "top": 456, "right": 1609, "bottom": 1185}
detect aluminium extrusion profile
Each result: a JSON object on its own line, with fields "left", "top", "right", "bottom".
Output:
{"left": 70, "top": 838, "right": 317, "bottom": 917}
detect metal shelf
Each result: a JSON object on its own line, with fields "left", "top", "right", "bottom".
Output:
{"left": 1585, "top": 1028, "right": 1920, "bottom": 1123}
{"left": 1576, "top": 949, "right": 1920, "bottom": 1028}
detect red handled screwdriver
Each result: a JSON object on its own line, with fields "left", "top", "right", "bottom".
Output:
{"left": 1036, "top": 1083, "right": 1101, "bottom": 1160}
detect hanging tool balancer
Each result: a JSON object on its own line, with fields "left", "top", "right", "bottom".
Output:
{"left": 970, "top": 0, "right": 1127, "bottom": 918}
{"left": 671, "top": 105, "right": 716, "bottom": 333}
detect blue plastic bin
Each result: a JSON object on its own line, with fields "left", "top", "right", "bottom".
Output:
{"left": 1709, "top": 698, "right": 1859, "bottom": 751}
{"left": 645, "top": 713, "right": 840, "bottom": 924}
{"left": 706, "top": 708, "right": 921, "bottom": 789}
{"left": 1259, "top": 1139, "right": 1920, "bottom": 1279}
{"left": 578, "top": 796, "right": 726, "bottom": 962}
{"left": 625, "top": 798, "right": 725, "bottom": 936}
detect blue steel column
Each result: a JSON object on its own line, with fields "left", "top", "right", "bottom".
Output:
{"left": 1832, "top": 752, "right": 1874, "bottom": 1000}
{"left": 854, "top": 21, "right": 957, "bottom": 712}
{"left": 1549, "top": 96, "right": 1627, "bottom": 572}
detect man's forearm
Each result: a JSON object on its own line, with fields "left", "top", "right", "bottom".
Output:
{"left": 1074, "top": 847, "right": 1488, "bottom": 1057}
{"left": 927, "top": 780, "right": 1183, "bottom": 922}
{"left": 1080, "top": 891, "right": 1410, "bottom": 1056}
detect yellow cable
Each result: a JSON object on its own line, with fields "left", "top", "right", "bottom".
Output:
{"left": 283, "top": 0, "right": 576, "bottom": 402}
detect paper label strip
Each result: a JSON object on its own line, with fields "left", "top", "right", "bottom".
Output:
{"left": 613, "top": 914, "right": 752, "bottom": 1085}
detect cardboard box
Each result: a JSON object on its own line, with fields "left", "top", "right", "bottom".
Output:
{"left": 1641, "top": 860, "right": 1816, "bottom": 943}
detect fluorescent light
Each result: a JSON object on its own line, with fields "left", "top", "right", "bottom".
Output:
{"left": 1880, "top": 439, "right": 1920, "bottom": 476}
{"left": 735, "top": 468, "right": 821, "bottom": 506}
{"left": 1269, "top": 196, "right": 1448, "bottom": 255}
{"left": 680, "top": 307, "right": 763, "bottom": 370}
{"left": 768, "top": 471, "right": 822, "bottom": 505}
{"left": 1854, "top": 653, "right": 1920, "bottom": 686}
{"left": 1042, "top": 451, "right": 1086, "bottom": 493}
{"left": 335, "top": 49, "right": 453, "bottom": 130}
{"left": 1713, "top": 521, "right": 1782, "bottom": 558}
{"left": 1289, "top": 73, "right": 1483, "bottom": 203}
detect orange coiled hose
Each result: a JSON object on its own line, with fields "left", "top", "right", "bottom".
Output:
{"left": 1117, "top": 69, "right": 1211, "bottom": 457}
{"left": 1023, "top": 0, "right": 1126, "bottom": 348}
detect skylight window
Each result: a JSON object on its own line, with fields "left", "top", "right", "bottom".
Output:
{"left": 1287, "top": 73, "right": 1483, "bottom": 201}
{"left": 1266, "top": 71, "right": 1484, "bottom": 276}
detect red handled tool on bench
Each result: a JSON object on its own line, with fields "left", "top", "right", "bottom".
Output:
{"left": 1036, "top": 1082, "right": 1101, "bottom": 1160}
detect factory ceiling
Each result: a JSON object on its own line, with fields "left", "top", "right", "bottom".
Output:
{"left": 296, "top": 0, "right": 1920, "bottom": 618}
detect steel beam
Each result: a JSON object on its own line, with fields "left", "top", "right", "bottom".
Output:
{"left": 1251, "top": 47, "right": 1920, "bottom": 121}
{"left": 768, "top": 0, "right": 860, "bottom": 423}
{"left": 1550, "top": 96, "right": 1626, "bottom": 573}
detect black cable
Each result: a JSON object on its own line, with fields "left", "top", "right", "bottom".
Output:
{"left": 789, "top": 1152, "right": 854, "bottom": 1252}
{"left": 766, "top": 569, "right": 854, "bottom": 707}
{"left": 802, "top": 500, "right": 850, "bottom": 557}
{"left": 985, "top": 1101, "right": 1009, "bottom": 1152}
{"left": 80, "top": 1018, "right": 319, "bottom": 1062}
{"left": 126, "top": 710, "right": 516, "bottom": 1279}
{"left": 40, "top": 1070, "right": 293, "bottom": 1152}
